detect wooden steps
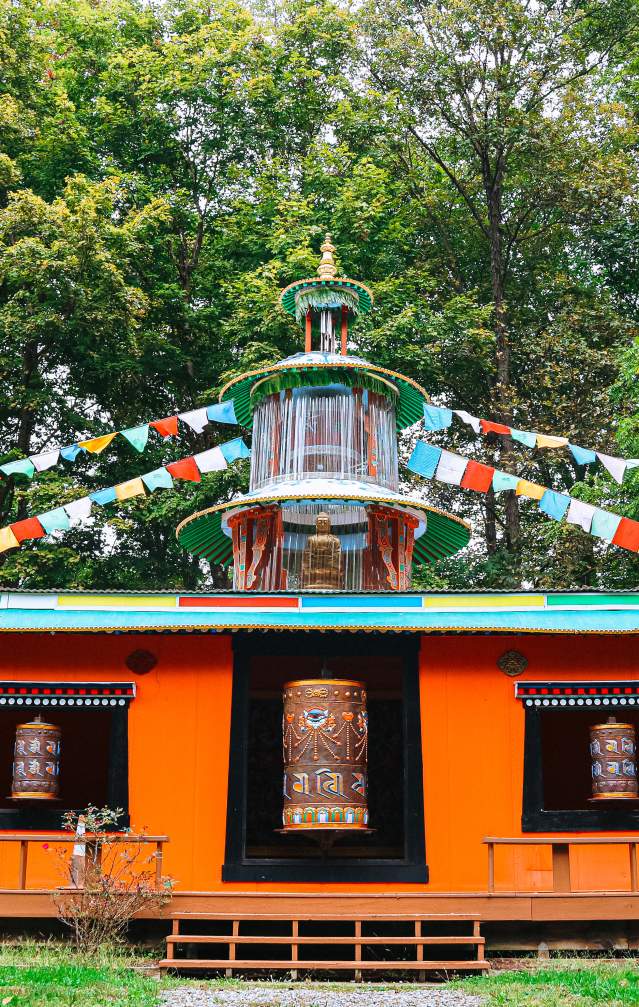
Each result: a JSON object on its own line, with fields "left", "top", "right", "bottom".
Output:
{"left": 160, "top": 911, "right": 490, "bottom": 978}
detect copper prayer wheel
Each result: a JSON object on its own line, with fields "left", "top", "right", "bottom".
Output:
{"left": 11, "top": 716, "right": 61, "bottom": 800}
{"left": 282, "top": 678, "right": 368, "bottom": 829}
{"left": 589, "top": 718, "right": 638, "bottom": 800}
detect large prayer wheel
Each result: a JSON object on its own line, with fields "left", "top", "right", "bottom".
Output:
{"left": 282, "top": 678, "right": 368, "bottom": 829}
{"left": 589, "top": 718, "right": 638, "bottom": 800}
{"left": 11, "top": 717, "right": 61, "bottom": 800}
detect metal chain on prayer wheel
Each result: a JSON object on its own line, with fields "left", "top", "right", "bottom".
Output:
{"left": 282, "top": 679, "right": 368, "bottom": 829}
{"left": 589, "top": 717, "right": 638, "bottom": 800}
{"left": 10, "top": 715, "right": 61, "bottom": 800}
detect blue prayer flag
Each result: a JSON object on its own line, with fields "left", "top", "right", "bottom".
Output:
{"left": 407, "top": 441, "right": 442, "bottom": 479}
{"left": 142, "top": 468, "right": 174, "bottom": 492}
{"left": 207, "top": 400, "right": 238, "bottom": 425}
{"left": 511, "top": 429, "right": 536, "bottom": 448}
{"left": 539, "top": 490, "right": 570, "bottom": 521}
{"left": 89, "top": 487, "right": 117, "bottom": 506}
{"left": 423, "top": 405, "right": 452, "bottom": 431}
{"left": 220, "top": 438, "right": 251, "bottom": 464}
{"left": 60, "top": 444, "right": 85, "bottom": 462}
{"left": 492, "top": 470, "right": 519, "bottom": 492}
{"left": 569, "top": 444, "right": 597, "bottom": 466}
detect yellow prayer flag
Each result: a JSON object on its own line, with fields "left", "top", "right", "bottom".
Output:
{"left": 115, "top": 477, "right": 145, "bottom": 502}
{"left": 78, "top": 433, "right": 117, "bottom": 454}
{"left": 536, "top": 434, "right": 569, "bottom": 449}
{"left": 0, "top": 526, "right": 19, "bottom": 553}
{"left": 516, "top": 479, "right": 546, "bottom": 500}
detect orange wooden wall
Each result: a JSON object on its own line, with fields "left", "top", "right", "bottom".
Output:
{"left": 0, "top": 630, "right": 636, "bottom": 893}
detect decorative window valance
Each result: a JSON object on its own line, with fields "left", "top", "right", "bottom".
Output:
{"left": 0, "top": 682, "right": 135, "bottom": 708}
{"left": 515, "top": 681, "right": 639, "bottom": 708}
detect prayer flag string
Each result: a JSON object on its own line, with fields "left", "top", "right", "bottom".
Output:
{"left": 422, "top": 405, "right": 639, "bottom": 484}
{"left": 407, "top": 441, "right": 639, "bottom": 553}
{"left": 0, "top": 437, "right": 250, "bottom": 553}
{"left": 0, "top": 400, "right": 239, "bottom": 483}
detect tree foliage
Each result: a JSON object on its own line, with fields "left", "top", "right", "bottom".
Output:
{"left": 0, "top": 0, "right": 638, "bottom": 589}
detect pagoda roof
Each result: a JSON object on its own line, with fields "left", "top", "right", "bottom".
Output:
{"left": 219, "top": 352, "right": 429, "bottom": 430}
{"left": 175, "top": 479, "right": 471, "bottom": 567}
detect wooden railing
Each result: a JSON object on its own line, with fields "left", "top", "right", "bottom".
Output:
{"left": 0, "top": 833, "right": 169, "bottom": 890}
{"left": 484, "top": 836, "right": 639, "bottom": 894}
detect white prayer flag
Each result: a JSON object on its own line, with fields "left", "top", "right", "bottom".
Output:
{"left": 454, "top": 410, "right": 481, "bottom": 434}
{"left": 435, "top": 450, "right": 468, "bottom": 485}
{"left": 178, "top": 408, "right": 209, "bottom": 433}
{"left": 31, "top": 449, "right": 60, "bottom": 472}
{"left": 597, "top": 452, "right": 627, "bottom": 484}
{"left": 64, "top": 497, "right": 92, "bottom": 524}
{"left": 566, "top": 499, "right": 596, "bottom": 533}
{"left": 194, "top": 447, "right": 227, "bottom": 473}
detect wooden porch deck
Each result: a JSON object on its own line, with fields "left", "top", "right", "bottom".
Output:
{"left": 1, "top": 888, "right": 639, "bottom": 922}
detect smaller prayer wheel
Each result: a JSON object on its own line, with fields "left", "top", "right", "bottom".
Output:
{"left": 11, "top": 716, "right": 61, "bottom": 800}
{"left": 282, "top": 678, "right": 368, "bottom": 829}
{"left": 589, "top": 718, "right": 638, "bottom": 800}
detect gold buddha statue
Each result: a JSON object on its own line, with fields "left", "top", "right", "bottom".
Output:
{"left": 301, "top": 512, "right": 342, "bottom": 590}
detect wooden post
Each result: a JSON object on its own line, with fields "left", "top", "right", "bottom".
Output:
{"left": 71, "top": 816, "right": 86, "bottom": 888}
{"left": 552, "top": 843, "right": 571, "bottom": 893}
{"left": 415, "top": 920, "right": 425, "bottom": 983}
{"left": 487, "top": 842, "right": 494, "bottom": 893}
{"left": 305, "top": 311, "right": 312, "bottom": 352}
{"left": 155, "top": 840, "right": 163, "bottom": 888}
{"left": 341, "top": 305, "right": 348, "bottom": 355}
{"left": 291, "top": 919, "right": 299, "bottom": 981}
{"left": 226, "top": 919, "right": 239, "bottom": 979}
{"left": 167, "top": 918, "right": 178, "bottom": 961}
{"left": 354, "top": 920, "right": 362, "bottom": 983}
{"left": 18, "top": 841, "right": 28, "bottom": 890}
{"left": 473, "top": 920, "right": 481, "bottom": 963}
{"left": 630, "top": 843, "right": 638, "bottom": 893}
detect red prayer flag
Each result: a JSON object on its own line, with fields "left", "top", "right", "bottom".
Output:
{"left": 151, "top": 416, "right": 179, "bottom": 438}
{"left": 166, "top": 457, "right": 201, "bottom": 482}
{"left": 612, "top": 516, "right": 639, "bottom": 552}
{"left": 460, "top": 459, "right": 495, "bottom": 493}
{"left": 480, "top": 419, "right": 511, "bottom": 436}
{"left": 11, "top": 517, "right": 46, "bottom": 542}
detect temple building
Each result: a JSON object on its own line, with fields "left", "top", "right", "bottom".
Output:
{"left": 1, "top": 242, "right": 639, "bottom": 973}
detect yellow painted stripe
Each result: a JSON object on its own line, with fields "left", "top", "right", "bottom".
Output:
{"left": 423, "top": 594, "right": 545, "bottom": 609}
{"left": 57, "top": 595, "right": 176, "bottom": 608}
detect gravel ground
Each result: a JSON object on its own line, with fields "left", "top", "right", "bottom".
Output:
{"left": 160, "top": 985, "right": 484, "bottom": 1007}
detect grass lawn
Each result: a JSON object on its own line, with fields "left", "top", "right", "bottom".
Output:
{"left": 0, "top": 945, "right": 638, "bottom": 1006}
{"left": 453, "top": 962, "right": 639, "bottom": 1006}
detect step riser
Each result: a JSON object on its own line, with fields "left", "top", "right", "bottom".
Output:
{"left": 159, "top": 959, "right": 489, "bottom": 971}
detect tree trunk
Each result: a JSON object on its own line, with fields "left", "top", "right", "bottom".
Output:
{"left": 485, "top": 167, "right": 520, "bottom": 551}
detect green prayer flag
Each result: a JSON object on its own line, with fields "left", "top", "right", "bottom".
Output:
{"left": 0, "top": 458, "right": 35, "bottom": 479}
{"left": 120, "top": 425, "right": 150, "bottom": 453}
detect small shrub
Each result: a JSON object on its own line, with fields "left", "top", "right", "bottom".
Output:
{"left": 51, "top": 805, "right": 173, "bottom": 954}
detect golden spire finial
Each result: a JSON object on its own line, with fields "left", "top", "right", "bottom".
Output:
{"left": 317, "top": 233, "right": 337, "bottom": 280}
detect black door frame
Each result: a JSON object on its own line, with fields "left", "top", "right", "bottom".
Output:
{"left": 222, "top": 630, "right": 428, "bottom": 883}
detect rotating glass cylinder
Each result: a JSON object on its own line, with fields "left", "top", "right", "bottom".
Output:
{"left": 250, "top": 385, "right": 399, "bottom": 493}
{"left": 589, "top": 718, "right": 638, "bottom": 800}
{"left": 282, "top": 679, "right": 368, "bottom": 829}
{"left": 11, "top": 717, "right": 61, "bottom": 800}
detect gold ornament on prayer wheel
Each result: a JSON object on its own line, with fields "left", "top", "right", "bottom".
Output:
{"left": 11, "top": 716, "right": 61, "bottom": 800}
{"left": 589, "top": 718, "right": 638, "bottom": 800}
{"left": 282, "top": 679, "right": 368, "bottom": 829}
